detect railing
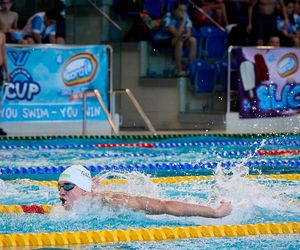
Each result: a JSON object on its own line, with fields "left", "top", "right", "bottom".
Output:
{"left": 82, "top": 89, "right": 118, "bottom": 135}
{"left": 87, "top": 0, "right": 122, "bottom": 32}
{"left": 113, "top": 88, "right": 156, "bottom": 134}
{"left": 82, "top": 89, "right": 156, "bottom": 135}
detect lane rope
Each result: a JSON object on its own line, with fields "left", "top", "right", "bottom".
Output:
{"left": 1, "top": 160, "right": 300, "bottom": 175}
{"left": 0, "top": 204, "right": 52, "bottom": 214}
{"left": 1, "top": 140, "right": 300, "bottom": 150}
{"left": 9, "top": 174, "right": 300, "bottom": 188}
{"left": 258, "top": 150, "right": 300, "bottom": 156}
{"left": 1, "top": 149, "right": 298, "bottom": 161}
{"left": 0, "top": 222, "right": 299, "bottom": 247}
{"left": 0, "top": 132, "right": 299, "bottom": 141}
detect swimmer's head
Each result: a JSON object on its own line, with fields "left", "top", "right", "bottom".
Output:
{"left": 58, "top": 165, "right": 92, "bottom": 192}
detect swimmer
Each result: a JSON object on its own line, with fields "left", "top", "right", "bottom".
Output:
{"left": 58, "top": 165, "right": 232, "bottom": 218}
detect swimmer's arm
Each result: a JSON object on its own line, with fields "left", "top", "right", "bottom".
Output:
{"left": 98, "top": 191, "right": 231, "bottom": 218}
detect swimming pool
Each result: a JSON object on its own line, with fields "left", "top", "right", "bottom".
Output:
{"left": 0, "top": 133, "right": 299, "bottom": 248}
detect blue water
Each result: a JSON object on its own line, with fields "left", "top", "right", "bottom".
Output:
{"left": 0, "top": 134, "right": 299, "bottom": 248}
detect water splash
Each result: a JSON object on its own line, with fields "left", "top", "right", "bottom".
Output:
{"left": 0, "top": 179, "right": 5, "bottom": 189}
{"left": 209, "top": 162, "right": 300, "bottom": 225}
{"left": 93, "top": 171, "right": 160, "bottom": 198}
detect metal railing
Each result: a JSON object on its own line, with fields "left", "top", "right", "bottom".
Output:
{"left": 82, "top": 89, "right": 118, "bottom": 135}
{"left": 87, "top": 0, "right": 122, "bottom": 31}
{"left": 82, "top": 88, "right": 156, "bottom": 135}
{"left": 113, "top": 88, "right": 156, "bottom": 134}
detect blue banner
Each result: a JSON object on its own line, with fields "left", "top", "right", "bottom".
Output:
{"left": 235, "top": 47, "right": 300, "bottom": 118}
{"left": 2, "top": 45, "right": 108, "bottom": 122}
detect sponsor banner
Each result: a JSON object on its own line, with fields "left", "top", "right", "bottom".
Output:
{"left": 2, "top": 45, "right": 108, "bottom": 122}
{"left": 235, "top": 47, "right": 300, "bottom": 118}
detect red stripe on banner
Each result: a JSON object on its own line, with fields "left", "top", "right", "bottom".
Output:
{"left": 94, "top": 143, "right": 154, "bottom": 148}
{"left": 69, "top": 91, "right": 95, "bottom": 101}
{"left": 21, "top": 205, "right": 45, "bottom": 214}
{"left": 258, "top": 150, "right": 300, "bottom": 156}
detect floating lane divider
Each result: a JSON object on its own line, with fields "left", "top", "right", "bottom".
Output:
{"left": 82, "top": 149, "right": 300, "bottom": 158}
{"left": 1, "top": 149, "right": 298, "bottom": 160}
{"left": 94, "top": 143, "right": 154, "bottom": 148}
{"left": 258, "top": 149, "right": 300, "bottom": 156}
{"left": 0, "top": 152, "right": 171, "bottom": 160}
{"left": 78, "top": 152, "right": 177, "bottom": 159}
{"left": 1, "top": 160, "right": 300, "bottom": 175}
{"left": 14, "top": 174, "right": 300, "bottom": 188}
{"left": 1, "top": 140, "right": 300, "bottom": 150}
{"left": 0, "top": 204, "right": 53, "bottom": 214}
{"left": 15, "top": 176, "right": 214, "bottom": 187}
{"left": 0, "top": 222, "right": 299, "bottom": 247}
{"left": 0, "top": 132, "right": 298, "bottom": 141}
{"left": 0, "top": 151, "right": 261, "bottom": 161}
{"left": 78, "top": 151, "right": 256, "bottom": 159}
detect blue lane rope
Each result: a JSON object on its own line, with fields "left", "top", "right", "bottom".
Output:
{"left": 0, "top": 140, "right": 300, "bottom": 150}
{"left": 0, "top": 152, "right": 177, "bottom": 160}
{"left": 0, "top": 150, "right": 261, "bottom": 161}
{"left": 78, "top": 152, "right": 177, "bottom": 158}
{"left": 0, "top": 159, "right": 299, "bottom": 175}
{"left": 78, "top": 150, "right": 260, "bottom": 158}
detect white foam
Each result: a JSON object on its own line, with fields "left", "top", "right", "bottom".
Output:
{"left": 0, "top": 179, "right": 5, "bottom": 188}
{"left": 94, "top": 171, "right": 160, "bottom": 198}
{"left": 49, "top": 195, "right": 143, "bottom": 223}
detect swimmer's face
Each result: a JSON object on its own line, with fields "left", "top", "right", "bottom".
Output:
{"left": 58, "top": 181, "right": 87, "bottom": 210}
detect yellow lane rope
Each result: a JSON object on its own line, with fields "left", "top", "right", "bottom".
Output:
{"left": 0, "top": 222, "right": 299, "bottom": 247}
{"left": 0, "top": 204, "right": 52, "bottom": 214}
{"left": 248, "top": 174, "right": 300, "bottom": 180}
{"left": 11, "top": 174, "right": 300, "bottom": 187}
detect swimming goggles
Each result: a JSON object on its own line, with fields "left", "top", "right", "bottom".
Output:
{"left": 58, "top": 183, "right": 76, "bottom": 191}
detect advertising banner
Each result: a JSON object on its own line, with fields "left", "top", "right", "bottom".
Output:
{"left": 1, "top": 45, "right": 108, "bottom": 122}
{"left": 235, "top": 47, "right": 300, "bottom": 118}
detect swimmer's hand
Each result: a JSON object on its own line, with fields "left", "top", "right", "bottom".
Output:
{"left": 214, "top": 200, "right": 232, "bottom": 218}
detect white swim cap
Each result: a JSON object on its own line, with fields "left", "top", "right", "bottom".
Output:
{"left": 59, "top": 165, "right": 92, "bottom": 192}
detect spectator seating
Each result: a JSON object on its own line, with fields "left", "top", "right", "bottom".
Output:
{"left": 144, "top": 0, "right": 164, "bottom": 19}
{"left": 189, "top": 60, "right": 215, "bottom": 93}
{"left": 113, "top": 0, "right": 144, "bottom": 16}
{"left": 187, "top": 25, "right": 228, "bottom": 93}
{"left": 214, "top": 59, "right": 228, "bottom": 92}
{"left": 198, "top": 25, "right": 228, "bottom": 60}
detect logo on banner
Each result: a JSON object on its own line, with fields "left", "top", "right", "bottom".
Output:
{"left": 6, "top": 50, "right": 40, "bottom": 101}
{"left": 62, "top": 53, "right": 98, "bottom": 87}
{"left": 7, "top": 50, "right": 30, "bottom": 66}
{"left": 277, "top": 53, "right": 298, "bottom": 77}
{"left": 6, "top": 68, "right": 40, "bottom": 101}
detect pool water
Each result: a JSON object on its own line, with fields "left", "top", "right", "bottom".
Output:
{"left": 0, "top": 134, "right": 299, "bottom": 248}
